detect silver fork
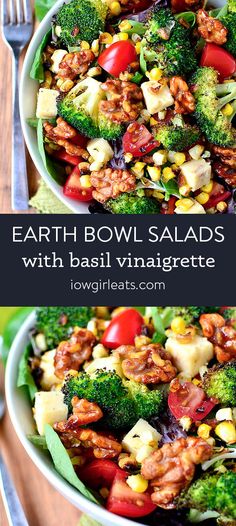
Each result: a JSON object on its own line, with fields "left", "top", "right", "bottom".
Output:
{"left": 1, "top": 0, "right": 33, "bottom": 210}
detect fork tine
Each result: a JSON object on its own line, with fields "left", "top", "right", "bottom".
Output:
{"left": 22, "top": 0, "right": 32, "bottom": 24}
{"left": 1, "top": 0, "right": 9, "bottom": 25}
{"left": 16, "top": 0, "right": 23, "bottom": 24}
{"left": 9, "top": 0, "right": 16, "bottom": 24}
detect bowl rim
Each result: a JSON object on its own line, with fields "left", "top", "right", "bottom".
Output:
{"left": 5, "top": 310, "right": 147, "bottom": 526}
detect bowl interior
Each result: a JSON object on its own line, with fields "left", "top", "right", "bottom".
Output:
{"left": 20, "top": 0, "right": 224, "bottom": 214}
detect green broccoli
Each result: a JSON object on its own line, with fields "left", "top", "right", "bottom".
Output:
{"left": 105, "top": 192, "right": 160, "bottom": 214}
{"left": 203, "top": 361, "right": 236, "bottom": 406}
{"left": 56, "top": 0, "right": 108, "bottom": 47}
{"left": 228, "top": 0, "right": 236, "bottom": 12}
{"left": 222, "top": 308, "right": 236, "bottom": 325}
{"left": 155, "top": 307, "right": 219, "bottom": 326}
{"left": 36, "top": 307, "right": 94, "bottom": 349}
{"left": 62, "top": 370, "right": 164, "bottom": 429}
{"left": 191, "top": 67, "right": 236, "bottom": 146}
{"left": 142, "top": 7, "right": 197, "bottom": 76}
{"left": 155, "top": 117, "right": 200, "bottom": 151}
{"left": 178, "top": 471, "right": 236, "bottom": 522}
{"left": 220, "top": 13, "right": 236, "bottom": 56}
{"left": 57, "top": 78, "right": 122, "bottom": 140}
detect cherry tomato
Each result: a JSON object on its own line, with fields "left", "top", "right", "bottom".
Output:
{"left": 101, "top": 308, "right": 143, "bottom": 349}
{"left": 203, "top": 182, "right": 231, "bottom": 209}
{"left": 63, "top": 166, "right": 93, "bottom": 202}
{"left": 123, "top": 123, "right": 159, "bottom": 157}
{"left": 78, "top": 460, "right": 125, "bottom": 489}
{"left": 107, "top": 473, "right": 156, "bottom": 518}
{"left": 168, "top": 382, "right": 216, "bottom": 421}
{"left": 200, "top": 44, "right": 236, "bottom": 81}
{"left": 52, "top": 150, "right": 83, "bottom": 166}
{"left": 123, "top": 0, "right": 152, "bottom": 12}
{"left": 161, "top": 196, "right": 177, "bottom": 215}
{"left": 98, "top": 41, "right": 137, "bottom": 77}
{"left": 70, "top": 133, "right": 88, "bottom": 148}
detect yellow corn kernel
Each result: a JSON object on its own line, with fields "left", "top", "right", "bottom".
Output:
{"left": 222, "top": 103, "right": 233, "bottom": 116}
{"left": 150, "top": 116, "right": 158, "bottom": 126}
{"left": 179, "top": 185, "right": 191, "bottom": 197}
{"left": 171, "top": 164, "right": 178, "bottom": 171}
{"left": 127, "top": 475, "right": 148, "bottom": 493}
{"left": 162, "top": 167, "right": 175, "bottom": 182}
{"left": 119, "top": 20, "right": 132, "bottom": 31}
{"left": 112, "top": 307, "right": 126, "bottom": 317}
{"left": 135, "top": 41, "right": 141, "bottom": 54}
{"left": 147, "top": 166, "right": 161, "bottom": 181}
{"left": 67, "top": 369, "right": 79, "bottom": 377}
{"left": 171, "top": 316, "right": 186, "bottom": 335}
{"left": 124, "top": 152, "right": 133, "bottom": 163}
{"left": 215, "top": 421, "right": 236, "bottom": 444}
{"left": 80, "top": 40, "right": 90, "bottom": 50}
{"left": 110, "top": 1, "right": 121, "bottom": 15}
{"left": 133, "top": 162, "right": 146, "bottom": 173}
{"left": 153, "top": 191, "right": 165, "bottom": 200}
{"left": 59, "top": 79, "right": 74, "bottom": 92}
{"left": 100, "top": 32, "right": 113, "bottom": 44}
{"left": 91, "top": 39, "right": 99, "bottom": 54}
{"left": 216, "top": 201, "right": 228, "bottom": 212}
{"left": 134, "top": 335, "right": 151, "bottom": 347}
{"left": 174, "top": 152, "right": 186, "bottom": 166}
{"left": 195, "top": 192, "right": 209, "bottom": 205}
{"left": 201, "top": 181, "right": 213, "bottom": 193}
{"left": 80, "top": 175, "right": 92, "bottom": 188}
{"left": 197, "top": 424, "right": 212, "bottom": 440}
{"left": 149, "top": 67, "right": 163, "bottom": 81}
{"left": 175, "top": 198, "right": 194, "bottom": 211}
{"left": 192, "top": 378, "right": 201, "bottom": 385}
{"left": 119, "top": 32, "right": 129, "bottom": 40}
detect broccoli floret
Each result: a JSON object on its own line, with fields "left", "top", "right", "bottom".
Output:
{"left": 62, "top": 370, "right": 163, "bottom": 429}
{"left": 228, "top": 0, "right": 236, "bottom": 13}
{"left": 178, "top": 471, "right": 236, "bottom": 521}
{"left": 56, "top": 0, "right": 108, "bottom": 47}
{"left": 36, "top": 307, "right": 94, "bottom": 349}
{"left": 155, "top": 116, "right": 200, "bottom": 151}
{"left": 221, "top": 13, "right": 236, "bottom": 56}
{"left": 191, "top": 67, "right": 236, "bottom": 146}
{"left": 156, "top": 307, "right": 219, "bottom": 326}
{"left": 203, "top": 361, "right": 236, "bottom": 405}
{"left": 57, "top": 78, "right": 122, "bottom": 139}
{"left": 105, "top": 192, "right": 160, "bottom": 214}
{"left": 222, "top": 308, "right": 236, "bottom": 325}
{"left": 143, "top": 7, "right": 197, "bottom": 76}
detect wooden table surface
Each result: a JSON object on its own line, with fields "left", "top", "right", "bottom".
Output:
{"left": 0, "top": 362, "right": 82, "bottom": 526}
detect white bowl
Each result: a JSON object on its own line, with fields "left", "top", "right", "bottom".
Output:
{"left": 5, "top": 310, "right": 148, "bottom": 526}
{"left": 20, "top": 0, "right": 224, "bottom": 214}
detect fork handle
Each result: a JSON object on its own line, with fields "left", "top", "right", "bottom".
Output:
{"left": 12, "top": 50, "right": 29, "bottom": 211}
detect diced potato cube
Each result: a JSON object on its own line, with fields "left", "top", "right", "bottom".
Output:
{"left": 175, "top": 199, "right": 206, "bottom": 214}
{"left": 180, "top": 159, "right": 211, "bottom": 192}
{"left": 34, "top": 391, "right": 68, "bottom": 435}
{"left": 122, "top": 419, "right": 161, "bottom": 458}
{"left": 40, "top": 350, "right": 61, "bottom": 391}
{"left": 165, "top": 334, "right": 214, "bottom": 378}
{"left": 87, "top": 138, "right": 114, "bottom": 171}
{"left": 141, "top": 81, "right": 174, "bottom": 114}
{"left": 50, "top": 49, "right": 67, "bottom": 74}
{"left": 36, "top": 88, "right": 58, "bottom": 119}
{"left": 85, "top": 355, "right": 123, "bottom": 377}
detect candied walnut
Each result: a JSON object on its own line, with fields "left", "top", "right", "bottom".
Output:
{"left": 212, "top": 145, "right": 236, "bottom": 169}
{"left": 116, "top": 343, "right": 177, "bottom": 384}
{"left": 62, "top": 397, "right": 103, "bottom": 428}
{"left": 90, "top": 168, "right": 136, "bottom": 203}
{"left": 100, "top": 79, "right": 143, "bottom": 123}
{"left": 200, "top": 313, "right": 236, "bottom": 362}
{"left": 141, "top": 437, "right": 213, "bottom": 508}
{"left": 213, "top": 162, "right": 236, "bottom": 187}
{"left": 54, "top": 327, "right": 96, "bottom": 378}
{"left": 170, "top": 77, "right": 195, "bottom": 114}
{"left": 44, "top": 118, "right": 89, "bottom": 159}
{"left": 54, "top": 422, "right": 122, "bottom": 459}
{"left": 197, "top": 9, "right": 227, "bottom": 44}
{"left": 57, "top": 50, "right": 95, "bottom": 80}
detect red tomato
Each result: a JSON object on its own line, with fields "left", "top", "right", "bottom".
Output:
{"left": 98, "top": 41, "right": 137, "bottom": 77}
{"left": 168, "top": 382, "right": 216, "bottom": 421}
{"left": 107, "top": 473, "right": 156, "bottom": 518}
{"left": 200, "top": 44, "right": 236, "bottom": 81}
{"left": 123, "top": 123, "right": 159, "bottom": 157}
{"left": 78, "top": 460, "right": 125, "bottom": 489}
{"left": 101, "top": 308, "right": 143, "bottom": 349}
{"left": 52, "top": 150, "right": 83, "bottom": 166}
{"left": 70, "top": 133, "right": 88, "bottom": 148}
{"left": 63, "top": 166, "right": 93, "bottom": 202}
{"left": 204, "top": 182, "right": 231, "bottom": 209}
{"left": 161, "top": 196, "right": 177, "bottom": 215}
{"left": 123, "top": 0, "right": 152, "bottom": 12}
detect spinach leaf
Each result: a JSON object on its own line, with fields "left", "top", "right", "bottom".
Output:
{"left": 126, "top": 20, "right": 146, "bottom": 36}
{"left": 45, "top": 425, "right": 101, "bottom": 505}
{"left": 28, "top": 434, "right": 48, "bottom": 449}
{"left": 131, "top": 72, "right": 143, "bottom": 85}
{"left": 37, "top": 119, "right": 66, "bottom": 186}
{"left": 35, "top": 0, "right": 56, "bottom": 20}
{"left": 175, "top": 11, "right": 196, "bottom": 27}
{"left": 140, "top": 43, "right": 147, "bottom": 73}
{"left": 209, "top": 4, "right": 228, "bottom": 18}
{"left": 17, "top": 344, "right": 37, "bottom": 401}
{"left": 137, "top": 177, "right": 180, "bottom": 199}
{"left": 30, "top": 29, "right": 52, "bottom": 81}
{"left": 150, "top": 307, "right": 167, "bottom": 345}
{"left": 1, "top": 308, "right": 33, "bottom": 366}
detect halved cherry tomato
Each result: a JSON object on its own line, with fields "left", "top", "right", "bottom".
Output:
{"left": 168, "top": 382, "right": 216, "bottom": 421}
{"left": 123, "top": 123, "right": 159, "bottom": 157}
{"left": 98, "top": 41, "right": 137, "bottom": 77}
{"left": 70, "top": 132, "right": 88, "bottom": 148}
{"left": 78, "top": 460, "right": 125, "bottom": 490}
{"left": 161, "top": 196, "right": 177, "bottom": 215}
{"left": 107, "top": 472, "right": 156, "bottom": 518}
{"left": 101, "top": 308, "right": 143, "bottom": 349}
{"left": 200, "top": 43, "right": 236, "bottom": 81}
{"left": 52, "top": 150, "right": 83, "bottom": 166}
{"left": 63, "top": 166, "right": 93, "bottom": 201}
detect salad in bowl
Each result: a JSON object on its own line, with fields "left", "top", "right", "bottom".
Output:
{"left": 7, "top": 306, "right": 236, "bottom": 525}
{"left": 26, "top": 0, "right": 236, "bottom": 214}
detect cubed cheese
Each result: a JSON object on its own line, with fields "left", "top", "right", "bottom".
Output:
{"left": 50, "top": 49, "right": 67, "bottom": 73}
{"left": 165, "top": 334, "right": 214, "bottom": 378}
{"left": 87, "top": 138, "right": 114, "bottom": 171}
{"left": 85, "top": 355, "right": 123, "bottom": 377}
{"left": 36, "top": 88, "right": 58, "bottom": 119}
{"left": 122, "top": 419, "right": 161, "bottom": 459}
{"left": 141, "top": 81, "right": 174, "bottom": 114}
{"left": 180, "top": 159, "right": 211, "bottom": 192}
{"left": 40, "top": 350, "right": 61, "bottom": 391}
{"left": 34, "top": 391, "right": 68, "bottom": 435}
{"left": 175, "top": 200, "right": 206, "bottom": 214}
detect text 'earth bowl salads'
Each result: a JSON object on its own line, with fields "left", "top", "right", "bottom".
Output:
{"left": 18, "top": 306, "right": 236, "bottom": 525}
{"left": 28, "top": 0, "right": 236, "bottom": 214}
